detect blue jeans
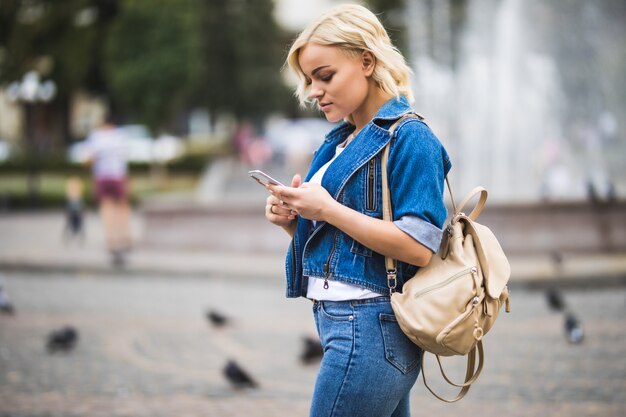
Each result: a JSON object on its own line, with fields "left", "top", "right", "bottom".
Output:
{"left": 310, "top": 297, "right": 422, "bottom": 417}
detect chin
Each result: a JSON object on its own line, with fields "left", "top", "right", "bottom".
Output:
{"left": 323, "top": 112, "right": 344, "bottom": 123}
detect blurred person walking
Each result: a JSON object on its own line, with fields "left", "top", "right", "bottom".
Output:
{"left": 263, "top": 5, "right": 451, "bottom": 417}
{"left": 85, "top": 113, "right": 132, "bottom": 267}
{"left": 63, "top": 176, "right": 85, "bottom": 243}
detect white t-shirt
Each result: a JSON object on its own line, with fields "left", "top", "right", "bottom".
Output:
{"left": 306, "top": 144, "right": 382, "bottom": 301}
{"left": 86, "top": 127, "right": 128, "bottom": 179}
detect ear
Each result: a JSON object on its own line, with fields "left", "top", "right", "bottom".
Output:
{"left": 361, "top": 50, "right": 376, "bottom": 76}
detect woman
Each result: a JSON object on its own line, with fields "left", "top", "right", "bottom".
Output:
{"left": 85, "top": 114, "right": 132, "bottom": 267}
{"left": 265, "top": 4, "right": 451, "bottom": 416}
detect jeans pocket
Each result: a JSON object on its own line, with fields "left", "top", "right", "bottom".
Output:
{"left": 319, "top": 302, "right": 354, "bottom": 322}
{"left": 379, "top": 313, "right": 422, "bottom": 374}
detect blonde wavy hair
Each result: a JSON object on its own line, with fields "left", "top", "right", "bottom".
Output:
{"left": 286, "top": 4, "right": 414, "bottom": 108}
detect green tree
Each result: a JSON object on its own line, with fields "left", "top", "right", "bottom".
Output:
{"left": 2, "top": 0, "right": 292, "bottom": 140}
{"left": 229, "top": 0, "right": 290, "bottom": 120}
{"left": 103, "top": 0, "right": 203, "bottom": 134}
{"left": 195, "top": 0, "right": 234, "bottom": 123}
{"left": 196, "top": 0, "right": 290, "bottom": 125}
{"left": 0, "top": 0, "right": 118, "bottom": 147}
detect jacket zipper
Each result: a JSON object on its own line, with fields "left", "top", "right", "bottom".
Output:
{"left": 323, "top": 232, "right": 339, "bottom": 289}
{"left": 367, "top": 158, "right": 375, "bottom": 211}
{"left": 413, "top": 267, "right": 477, "bottom": 299}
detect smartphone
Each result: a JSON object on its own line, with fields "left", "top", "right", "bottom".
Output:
{"left": 248, "top": 170, "right": 285, "bottom": 187}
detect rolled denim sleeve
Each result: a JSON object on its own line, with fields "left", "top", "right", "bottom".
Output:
{"left": 388, "top": 120, "right": 451, "bottom": 253}
{"left": 394, "top": 215, "right": 443, "bottom": 253}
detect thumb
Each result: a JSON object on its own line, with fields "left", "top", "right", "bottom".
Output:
{"left": 291, "top": 173, "right": 302, "bottom": 188}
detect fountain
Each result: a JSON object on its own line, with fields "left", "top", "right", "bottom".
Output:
{"left": 408, "top": 0, "right": 625, "bottom": 203}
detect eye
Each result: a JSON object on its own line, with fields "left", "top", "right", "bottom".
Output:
{"left": 319, "top": 73, "right": 334, "bottom": 82}
{"left": 304, "top": 76, "right": 312, "bottom": 86}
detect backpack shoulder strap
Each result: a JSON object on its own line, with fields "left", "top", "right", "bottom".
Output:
{"left": 381, "top": 113, "right": 455, "bottom": 290}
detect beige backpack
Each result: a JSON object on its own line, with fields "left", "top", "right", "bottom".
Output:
{"left": 382, "top": 116, "right": 511, "bottom": 402}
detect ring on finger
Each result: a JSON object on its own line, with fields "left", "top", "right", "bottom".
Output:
{"left": 270, "top": 204, "right": 276, "bottom": 214}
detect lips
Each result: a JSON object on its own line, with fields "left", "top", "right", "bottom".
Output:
{"left": 319, "top": 102, "right": 332, "bottom": 111}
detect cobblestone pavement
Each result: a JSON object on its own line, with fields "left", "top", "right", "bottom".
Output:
{"left": 0, "top": 271, "right": 625, "bottom": 417}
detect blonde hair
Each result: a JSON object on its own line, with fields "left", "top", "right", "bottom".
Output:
{"left": 286, "top": 4, "right": 414, "bottom": 108}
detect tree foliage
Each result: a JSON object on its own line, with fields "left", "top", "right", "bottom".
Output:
{"left": 0, "top": 0, "right": 291, "bottom": 140}
{"left": 103, "top": 0, "right": 203, "bottom": 133}
{"left": 197, "top": 0, "right": 290, "bottom": 122}
{"left": 0, "top": 0, "right": 118, "bottom": 148}
{"left": 0, "top": 0, "right": 116, "bottom": 97}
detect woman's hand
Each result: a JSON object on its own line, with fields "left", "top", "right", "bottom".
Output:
{"left": 271, "top": 182, "right": 338, "bottom": 223}
{"left": 265, "top": 174, "right": 301, "bottom": 236}
{"left": 272, "top": 176, "right": 433, "bottom": 267}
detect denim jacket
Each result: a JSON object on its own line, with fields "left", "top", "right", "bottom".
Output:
{"left": 285, "top": 95, "right": 452, "bottom": 298}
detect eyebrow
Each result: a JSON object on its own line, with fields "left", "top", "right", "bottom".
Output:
{"left": 311, "top": 65, "right": 331, "bottom": 76}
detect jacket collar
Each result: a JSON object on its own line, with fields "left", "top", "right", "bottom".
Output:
{"left": 302, "top": 95, "right": 414, "bottom": 199}
{"left": 322, "top": 95, "right": 414, "bottom": 144}
{"left": 371, "top": 94, "right": 414, "bottom": 123}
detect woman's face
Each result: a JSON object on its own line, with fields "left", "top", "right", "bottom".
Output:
{"left": 298, "top": 43, "right": 372, "bottom": 123}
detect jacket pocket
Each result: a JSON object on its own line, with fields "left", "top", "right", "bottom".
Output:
{"left": 350, "top": 240, "right": 372, "bottom": 257}
{"left": 365, "top": 157, "right": 378, "bottom": 212}
{"left": 379, "top": 313, "right": 422, "bottom": 374}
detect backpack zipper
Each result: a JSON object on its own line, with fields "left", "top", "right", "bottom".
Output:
{"left": 413, "top": 266, "right": 478, "bottom": 299}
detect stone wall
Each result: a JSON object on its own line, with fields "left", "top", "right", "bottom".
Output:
{"left": 141, "top": 201, "right": 626, "bottom": 255}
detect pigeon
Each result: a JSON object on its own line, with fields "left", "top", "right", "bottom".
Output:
{"left": 564, "top": 313, "right": 584, "bottom": 344}
{"left": 300, "top": 336, "right": 323, "bottom": 364}
{"left": 607, "top": 182, "right": 617, "bottom": 202}
{"left": 206, "top": 309, "right": 230, "bottom": 328}
{"left": 222, "top": 360, "right": 258, "bottom": 389}
{"left": 586, "top": 180, "right": 601, "bottom": 204}
{"left": 0, "top": 285, "right": 15, "bottom": 315}
{"left": 551, "top": 251, "right": 563, "bottom": 268}
{"left": 46, "top": 326, "right": 79, "bottom": 353}
{"left": 545, "top": 288, "right": 565, "bottom": 312}
{"left": 111, "top": 249, "right": 126, "bottom": 269}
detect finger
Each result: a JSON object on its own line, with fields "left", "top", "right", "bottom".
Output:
{"left": 268, "top": 195, "right": 291, "bottom": 211}
{"left": 267, "top": 183, "right": 281, "bottom": 194}
{"left": 291, "top": 173, "right": 302, "bottom": 188}
{"left": 276, "top": 186, "right": 297, "bottom": 201}
{"left": 273, "top": 205, "right": 293, "bottom": 216}
{"left": 266, "top": 201, "right": 288, "bottom": 215}
{"left": 267, "top": 195, "right": 282, "bottom": 205}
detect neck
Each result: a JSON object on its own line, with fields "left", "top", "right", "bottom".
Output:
{"left": 350, "top": 84, "right": 393, "bottom": 132}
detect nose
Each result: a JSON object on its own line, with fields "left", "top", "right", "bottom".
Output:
{"left": 308, "top": 81, "right": 323, "bottom": 101}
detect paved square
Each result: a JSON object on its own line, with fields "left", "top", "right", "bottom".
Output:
{"left": 1, "top": 272, "right": 625, "bottom": 416}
